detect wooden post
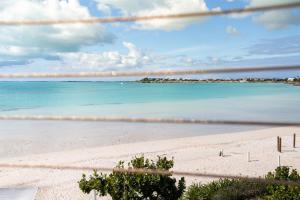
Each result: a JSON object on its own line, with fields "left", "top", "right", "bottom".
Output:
{"left": 277, "top": 136, "right": 279, "bottom": 152}
{"left": 279, "top": 137, "right": 282, "bottom": 153}
{"left": 278, "top": 155, "right": 281, "bottom": 167}
{"left": 293, "top": 133, "right": 296, "bottom": 148}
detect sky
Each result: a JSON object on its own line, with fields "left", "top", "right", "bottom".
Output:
{"left": 0, "top": 0, "right": 300, "bottom": 79}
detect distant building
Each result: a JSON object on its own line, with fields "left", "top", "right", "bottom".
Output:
{"left": 239, "top": 78, "right": 247, "bottom": 83}
{"left": 287, "top": 78, "right": 295, "bottom": 82}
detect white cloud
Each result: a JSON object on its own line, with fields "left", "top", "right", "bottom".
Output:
{"left": 248, "top": 0, "right": 300, "bottom": 7}
{"left": 61, "top": 42, "right": 151, "bottom": 70}
{"left": 249, "top": 0, "right": 300, "bottom": 30}
{"left": 0, "top": 0, "right": 114, "bottom": 60}
{"left": 227, "top": 0, "right": 300, "bottom": 28}
{"left": 226, "top": 25, "right": 240, "bottom": 36}
{"left": 253, "top": 10, "right": 300, "bottom": 30}
{"left": 95, "top": 0, "right": 208, "bottom": 30}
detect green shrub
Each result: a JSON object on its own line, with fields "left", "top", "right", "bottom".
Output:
{"left": 212, "top": 179, "right": 267, "bottom": 200}
{"left": 266, "top": 166, "right": 300, "bottom": 181}
{"left": 79, "top": 155, "right": 185, "bottom": 200}
{"left": 264, "top": 166, "right": 300, "bottom": 200}
{"left": 183, "top": 167, "right": 300, "bottom": 200}
{"left": 182, "top": 179, "right": 267, "bottom": 200}
{"left": 182, "top": 179, "right": 235, "bottom": 200}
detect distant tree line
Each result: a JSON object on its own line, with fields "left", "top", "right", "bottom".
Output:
{"left": 137, "top": 77, "right": 300, "bottom": 84}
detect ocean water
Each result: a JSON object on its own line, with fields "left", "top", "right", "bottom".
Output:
{"left": 0, "top": 81, "right": 300, "bottom": 121}
{"left": 1, "top": 81, "right": 300, "bottom": 157}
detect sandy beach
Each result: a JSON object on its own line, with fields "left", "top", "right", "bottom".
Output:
{"left": 0, "top": 126, "right": 299, "bottom": 200}
{"left": 1, "top": 0, "right": 300, "bottom": 199}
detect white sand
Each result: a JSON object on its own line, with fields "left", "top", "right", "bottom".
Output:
{"left": 0, "top": 126, "right": 299, "bottom": 200}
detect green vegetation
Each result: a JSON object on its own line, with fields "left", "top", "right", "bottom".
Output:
{"left": 79, "top": 155, "right": 300, "bottom": 200}
{"left": 294, "top": 78, "right": 300, "bottom": 83}
{"left": 182, "top": 166, "right": 300, "bottom": 200}
{"left": 181, "top": 179, "right": 268, "bottom": 200}
{"left": 79, "top": 155, "right": 185, "bottom": 200}
{"left": 264, "top": 166, "right": 300, "bottom": 199}
{"left": 137, "top": 77, "right": 300, "bottom": 84}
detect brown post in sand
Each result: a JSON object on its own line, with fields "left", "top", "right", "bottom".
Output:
{"left": 279, "top": 137, "right": 282, "bottom": 153}
{"left": 293, "top": 133, "right": 296, "bottom": 148}
{"left": 277, "top": 136, "right": 280, "bottom": 152}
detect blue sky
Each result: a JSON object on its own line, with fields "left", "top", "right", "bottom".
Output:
{"left": 0, "top": 0, "right": 300, "bottom": 79}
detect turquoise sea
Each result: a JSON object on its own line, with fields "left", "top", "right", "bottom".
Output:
{"left": 0, "top": 81, "right": 300, "bottom": 157}
{"left": 0, "top": 81, "right": 300, "bottom": 122}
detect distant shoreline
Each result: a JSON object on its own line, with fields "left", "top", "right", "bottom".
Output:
{"left": 0, "top": 78, "right": 299, "bottom": 85}
{"left": 137, "top": 77, "right": 300, "bottom": 86}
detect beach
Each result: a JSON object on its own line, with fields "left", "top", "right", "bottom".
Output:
{"left": 0, "top": 82, "right": 299, "bottom": 199}
{"left": 0, "top": 126, "right": 299, "bottom": 199}
{"left": 1, "top": 0, "right": 300, "bottom": 199}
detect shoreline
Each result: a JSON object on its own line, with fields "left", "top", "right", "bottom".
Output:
{"left": 136, "top": 78, "right": 300, "bottom": 85}
{"left": 0, "top": 120, "right": 263, "bottom": 158}
{"left": 0, "top": 126, "right": 299, "bottom": 199}
{"left": 0, "top": 80, "right": 299, "bottom": 86}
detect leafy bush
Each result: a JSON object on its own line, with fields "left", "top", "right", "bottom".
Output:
{"left": 79, "top": 155, "right": 185, "bottom": 200}
{"left": 182, "top": 179, "right": 235, "bottom": 200}
{"left": 264, "top": 166, "right": 300, "bottom": 200}
{"left": 211, "top": 179, "right": 267, "bottom": 200}
{"left": 182, "top": 167, "right": 300, "bottom": 200}
{"left": 266, "top": 166, "right": 300, "bottom": 181}
{"left": 182, "top": 179, "right": 267, "bottom": 200}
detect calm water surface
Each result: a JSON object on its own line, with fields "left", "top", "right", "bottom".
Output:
{"left": 1, "top": 82, "right": 300, "bottom": 156}
{"left": 0, "top": 81, "right": 299, "bottom": 121}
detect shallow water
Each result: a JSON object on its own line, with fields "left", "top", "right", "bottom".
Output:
{"left": 0, "top": 82, "right": 299, "bottom": 157}
{"left": 0, "top": 82, "right": 300, "bottom": 121}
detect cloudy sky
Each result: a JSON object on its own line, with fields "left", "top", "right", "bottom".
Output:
{"left": 0, "top": 0, "right": 300, "bottom": 79}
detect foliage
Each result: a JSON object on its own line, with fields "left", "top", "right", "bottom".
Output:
{"left": 182, "top": 179, "right": 267, "bottom": 200}
{"left": 264, "top": 166, "right": 300, "bottom": 200}
{"left": 211, "top": 179, "right": 267, "bottom": 200}
{"left": 79, "top": 155, "right": 186, "bottom": 200}
{"left": 266, "top": 166, "right": 300, "bottom": 181}
{"left": 182, "top": 179, "right": 235, "bottom": 200}
{"left": 182, "top": 167, "right": 300, "bottom": 200}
